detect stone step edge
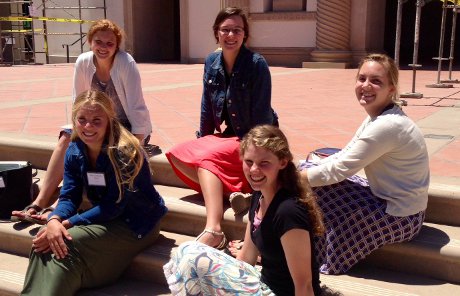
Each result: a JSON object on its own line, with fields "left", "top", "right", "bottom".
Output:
{"left": 2, "top": 231, "right": 460, "bottom": 296}
{"left": 0, "top": 251, "right": 172, "bottom": 296}
{"left": 1, "top": 136, "right": 460, "bottom": 226}
{"left": 1, "top": 185, "right": 460, "bottom": 284}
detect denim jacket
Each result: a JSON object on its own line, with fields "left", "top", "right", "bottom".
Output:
{"left": 199, "top": 45, "right": 278, "bottom": 139}
{"left": 50, "top": 140, "right": 167, "bottom": 238}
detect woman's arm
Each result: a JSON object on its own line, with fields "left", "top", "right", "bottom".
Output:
{"left": 250, "top": 57, "right": 274, "bottom": 126}
{"left": 236, "top": 222, "right": 259, "bottom": 266}
{"left": 281, "top": 229, "right": 315, "bottom": 296}
{"left": 307, "top": 118, "right": 397, "bottom": 187}
{"left": 199, "top": 58, "right": 216, "bottom": 137}
{"left": 121, "top": 55, "right": 151, "bottom": 138}
{"left": 72, "top": 54, "right": 87, "bottom": 102}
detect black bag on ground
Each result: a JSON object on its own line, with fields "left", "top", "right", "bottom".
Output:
{"left": 0, "top": 161, "right": 33, "bottom": 219}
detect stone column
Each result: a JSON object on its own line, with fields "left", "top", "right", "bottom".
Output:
{"left": 310, "top": 0, "right": 352, "bottom": 63}
{"left": 223, "top": 0, "right": 250, "bottom": 14}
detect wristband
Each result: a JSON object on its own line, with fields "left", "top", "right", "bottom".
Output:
{"left": 47, "top": 216, "right": 62, "bottom": 224}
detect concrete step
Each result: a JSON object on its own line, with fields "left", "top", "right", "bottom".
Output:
{"left": 1, "top": 184, "right": 460, "bottom": 284}
{"left": 1, "top": 136, "right": 460, "bottom": 226}
{"left": 158, "top": 186, "right": 460, "bottom": 284}
{"left": 0, "top": 252, "right": 171, "bottom": 296}
{"left": 1, "top": 231, "right": 459, "bottom": 296}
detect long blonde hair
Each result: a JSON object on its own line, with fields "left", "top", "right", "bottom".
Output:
{"left": 240, "top": 125, "right": 324, "bottom": 235}
{"left": 71, "top": 90, "right": 144, "bottom": 202}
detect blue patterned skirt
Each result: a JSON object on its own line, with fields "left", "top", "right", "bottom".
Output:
{"left": 299, "top": 161, "right": 425, "bottom": 274}
{"left": 163, "top": 241, "right": 274, "bottom": 295}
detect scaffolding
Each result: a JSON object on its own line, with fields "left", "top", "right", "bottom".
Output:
{"left": 0, "top": 0, "right": 106, "bottom": 65}
{"left": 0, "top": 0, "right": 35, "bottom": 65}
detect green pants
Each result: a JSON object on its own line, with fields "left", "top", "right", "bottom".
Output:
{"left": 21, "top": 219, "right": 160, "bottom": 296}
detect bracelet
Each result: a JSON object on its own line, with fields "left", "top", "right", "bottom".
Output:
{"left": 47, "top": 216, "right": 62, "bottom": 224}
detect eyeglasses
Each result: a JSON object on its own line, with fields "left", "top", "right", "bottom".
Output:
{"left": 219, "top": 27, "right": 244, "bottom": 36}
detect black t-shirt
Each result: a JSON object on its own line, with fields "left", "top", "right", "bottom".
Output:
{"left": 249, "top": 189, "right": 321, "bottom": 295}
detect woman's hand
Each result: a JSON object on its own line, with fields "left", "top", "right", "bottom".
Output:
{"left": 237, "top": 223, "right": 259, "bottom": 265}
{"left": 33, "top": 217, "right": 73, "bottom": 259}
{"left": 32, "top": 227, "right": 51, "bottom": 254}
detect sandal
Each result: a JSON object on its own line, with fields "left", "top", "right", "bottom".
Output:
{"left": 10, "top": 204, "right": 42, "bottom": 223}
{"left": 24, "top": 206, "right": 55, "bottom": 225}
{"left": 195, "top": 228, "right": 228, "bottom": 250}
{"left": 143, "top": 144, "right": 162, "bottom": 157}
{"left": 229, "top": 192, "right": 252, "bottom": 215}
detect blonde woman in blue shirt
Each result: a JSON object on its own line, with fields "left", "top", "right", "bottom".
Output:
{"left": 21, "top": 90, "right": 167, "bottom": 295}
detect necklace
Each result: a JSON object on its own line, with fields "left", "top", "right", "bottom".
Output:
{"left": 97, "top": 80, "right": 107, "bottom": 91}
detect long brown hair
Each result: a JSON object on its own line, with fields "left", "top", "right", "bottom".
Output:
{"left": 71, "top": 90, "right": 143, "bottom": 202}
{"left": 240, "top": 125, "right": 324, "bottom": 235}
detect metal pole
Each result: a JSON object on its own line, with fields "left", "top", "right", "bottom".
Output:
{"left": 441, "top": 4, "right": 459, "bottom": 83}
{"left": 395, "top": 0, "right": 404, "bottom": 66}
{"left": 103, "top": 0, "right": 107, "bottom": 19}
{"left": 30, "top": 10, "right": 37, "bottom": 64}
{"left": 0, "top": 22, "right": 4, "bottom": 65}
{"left": 65, "top": 44, "right": 69, "bottom": 63}
{"left": 427, "top": 0, "right": 453, "bottom": 88}
{"left": 42, "top": 0, "right": 49, "bottom": 64}
{"left": 79, "top": 0, "right": 83, "bottom": 53}
{"left": 401, "top": 0, "right": 424, "bottom": 98}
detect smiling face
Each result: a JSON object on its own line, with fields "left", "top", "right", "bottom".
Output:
{"left": 90, "top": 30, "right": 118, "bottom": 62}
{"left": 217, "top": 15, "right": 245, "bottom": 54}
{"left": 242, "top": 143, "right": 288, "bottom": 197}
{"left": 74, "top": 103, "right": 109, "bottom": 150}
{"left": 355, "top": 61, "right": 396, "bottom": 117}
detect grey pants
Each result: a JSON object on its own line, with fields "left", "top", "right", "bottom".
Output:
{"left": 21, "top": 219, "right": 160, "bottom": 296}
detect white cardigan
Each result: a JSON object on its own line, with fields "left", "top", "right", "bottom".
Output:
{"left": 72, "top": 50, "right": 152, "bottom": 136}
{"left": 308, "top": 105, "right": 430, "bottom": 217}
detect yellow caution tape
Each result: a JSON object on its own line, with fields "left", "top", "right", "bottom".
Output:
{"left": 1, "top": 29, "right": 43, "bottom": 33}
{"left": 444, "top": 0, "right": 460, "bottom": 5}
{"left": 0, "top": 16, "right": 95, "bottom": 23}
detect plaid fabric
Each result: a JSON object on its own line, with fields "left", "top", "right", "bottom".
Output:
{"left": 300, "top": 162, "right": 425, "bottom": 274}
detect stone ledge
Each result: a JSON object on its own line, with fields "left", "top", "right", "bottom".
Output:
{"left": 1, "top": 188, "right": 460, "bottom": 284}
{"left": 2, "top": 136, "right": 459, "bottom": 226}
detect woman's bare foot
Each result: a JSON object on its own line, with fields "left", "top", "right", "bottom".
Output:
{"left": 28, "top": 207, "right": 54, "bottom": 224}
{"left": 11, "top": 204, "right": 42, "bottom": 222}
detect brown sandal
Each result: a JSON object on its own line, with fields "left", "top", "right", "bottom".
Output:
{"left": 24, "top": 206, "right": 55, "bottom": 225}
{"left": 195, "top": 228, "right": 228, "bottom": 250}
{"left": 10, "top": 204, "right": 42, "bottom": 223}
{"left": 229, "top": 192, "right": 252, "bottom": 215}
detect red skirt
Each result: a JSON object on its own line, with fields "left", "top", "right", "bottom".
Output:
{"left": 165, "top": 134, "right": 251, "bottom": 194}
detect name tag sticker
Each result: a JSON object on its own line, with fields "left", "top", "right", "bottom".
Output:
{"left": 87, "top": 172, "right": 106, "bottom": 186}
{"left": 0, "top": 177, "right": 4, "bottom": 188}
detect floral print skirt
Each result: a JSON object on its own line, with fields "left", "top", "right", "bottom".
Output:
{"left": 163, "top": 241, "right": 274, "bottom": 296}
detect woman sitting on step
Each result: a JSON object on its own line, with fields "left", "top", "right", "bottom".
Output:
{"left": 300, "top": 53, "right": 430, "bottom": 274}
{"left": 21, "top": 90, "right": 167, "bottom": 295}
{"left": 164, "top": 125, "right": 332, "bottom": 295}
{"left": 11, "top": 18, "right": 157, "bottom": 225}
{"left": 165, "top": 7, "right": 278, "bottom": 249}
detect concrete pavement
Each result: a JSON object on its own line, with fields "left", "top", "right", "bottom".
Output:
{"left": 0, "top": 63, "right": 459, "bottom": 186}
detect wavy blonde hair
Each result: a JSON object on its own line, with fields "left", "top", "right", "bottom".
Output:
{"left": 71, "top": 90, "right": 144, "bottom": 202}
{"left": 358, "top": 53, "right": 401, "bottom": 106}
{"left": 240, "top": 125, "right": 324, "bottom": 236}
